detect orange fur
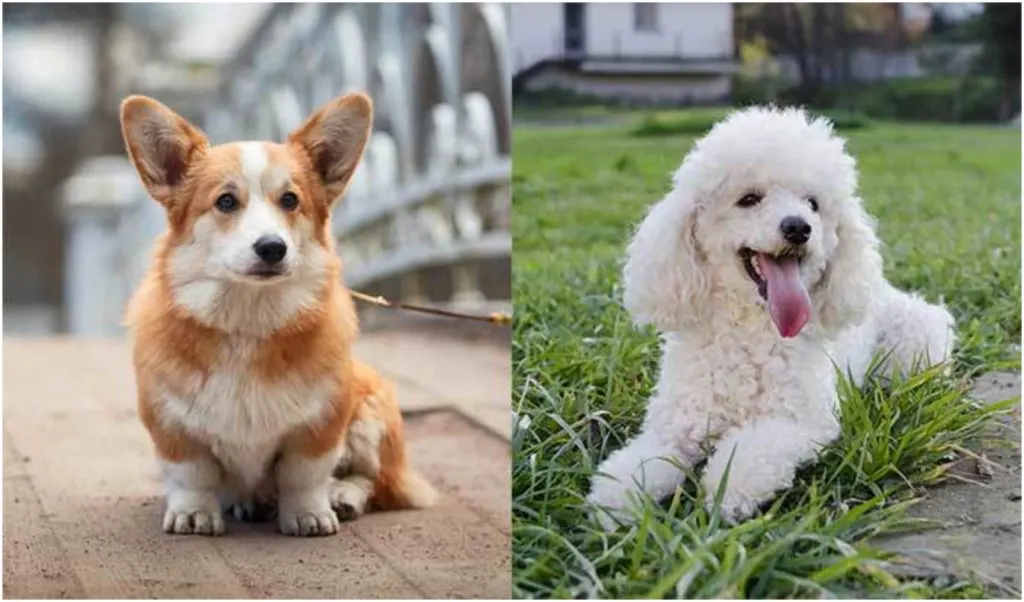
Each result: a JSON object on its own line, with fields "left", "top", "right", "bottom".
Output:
{"left": 120, "top": 92, "right": 435, "bottom": 536}
{"left": 136, "top": 383, "right": 209, "bottom": 463}
{"left": 348, "top": 361, "right": 438, "bottom": 510}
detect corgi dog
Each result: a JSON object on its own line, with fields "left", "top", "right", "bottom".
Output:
{"left": 119, "top": 92, "right": 437, "bottom": 537}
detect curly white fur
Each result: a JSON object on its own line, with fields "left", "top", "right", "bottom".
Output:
{"left": 588, "top": 107, "right": 955, "bottom": 528}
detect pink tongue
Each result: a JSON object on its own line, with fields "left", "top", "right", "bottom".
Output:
{"left": 756, "top": 254, "right": 811, "bottom": 338}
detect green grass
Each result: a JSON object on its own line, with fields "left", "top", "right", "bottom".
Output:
{"left": 511, "top": 112, "right": 1021, "bottom": 598}
{"left": 631, "top": 108, "right": 872, "bottom": 138}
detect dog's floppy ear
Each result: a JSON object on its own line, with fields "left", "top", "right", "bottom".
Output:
{"left": 120, "top": 96, "right": 209, "bottom": 207}
{"left": 815, "top": 197, "right": 883, "bottom": 334}
{"left": 288, "top": 92, "right": 373, "bottom": 205}
{"left": 622, "top": 187, "right": 709, "bottom": 330}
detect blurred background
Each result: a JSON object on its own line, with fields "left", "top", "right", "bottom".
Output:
{"left": 3, "top": 3, "right": 511, "bottom": 337}
{"left": 511, "top": 2, "right": 1020, "bottom": 125}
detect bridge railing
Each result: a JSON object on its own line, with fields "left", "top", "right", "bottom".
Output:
{"left": 62, "top": 3, "right": 511, "bottom": 337}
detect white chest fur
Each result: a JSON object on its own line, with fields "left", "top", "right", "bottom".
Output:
{"left": 158, "top": 338, "right": 336, "bottom": 491}
{"left": 649, "top": 328, "right": 837, "bottom": 442}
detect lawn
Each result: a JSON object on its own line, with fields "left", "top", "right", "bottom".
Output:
{"left": 511, "top": 113, "right": 1021, "bottom": 598}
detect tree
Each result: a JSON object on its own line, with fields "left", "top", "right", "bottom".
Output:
{"left": 980, "top": 3, "right": 1021, "bottom": 120}
{"left": 735, "top": 3, "right": 910, "bottom": 102}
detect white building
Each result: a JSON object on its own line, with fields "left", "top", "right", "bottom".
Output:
{"left": 510, "top": 2, "right": 737, "bottom": 105}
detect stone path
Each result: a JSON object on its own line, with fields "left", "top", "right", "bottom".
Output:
{"left": 876, "top": 371, "right": 1021, "bottom": 597}
{"left": 2, "top": 334, "right": 511, "bottom": 599}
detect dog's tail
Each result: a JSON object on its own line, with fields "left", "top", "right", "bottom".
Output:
{"left": 374, "top": 465, "right": 439, "bottom": 510}
{"left": 370, "top": 417, "right": 439, "bottom": 511}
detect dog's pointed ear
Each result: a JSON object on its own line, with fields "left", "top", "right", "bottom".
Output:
{"left": 287, "top": 93, "right": 373, "bottom": 204}
{"left": 119, "top": 95, "right": 209, "bottom": 206}
{"left": 815, "top": 198, "right": 884, "bottom": 334}
{"left": 622, "top": 187, "right": 709, "bottom": 331}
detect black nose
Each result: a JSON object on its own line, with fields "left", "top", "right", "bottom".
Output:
{"left": 780, "top": 216, "right": 811, "bottom": 245}
{"left": 253, "top": 236, "right": 287, "bottom": 264}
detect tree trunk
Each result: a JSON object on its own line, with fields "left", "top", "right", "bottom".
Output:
{"left": 784, "top": 4, "right": 816, "bottom": 101}
{"left": 79, "top": 5, "right": 121, "bottom": 159}
{"left": 1001, "top": 78, "right": 1018, "bottom": 122}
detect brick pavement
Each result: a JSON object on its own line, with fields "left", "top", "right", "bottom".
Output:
{"left": 2, "top": 336, "right": 510, "bottom": 599}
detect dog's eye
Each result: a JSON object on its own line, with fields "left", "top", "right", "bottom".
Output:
{"left": 737, "top": 193, "right": 762, "bottom": 208}
{"left": 807, "top": 196, "right": 819, "bottom": 212}
{"left": 215, "top": 193, "right": 238, "bottom": 213}
{"left": 280, "top": 192, "right": 299, "bottom": 211}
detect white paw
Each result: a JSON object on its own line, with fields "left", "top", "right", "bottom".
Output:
{"left": 702, "top": 474, "right": 767, "bottom": 524}
{"left": 279, "top": 493, "right": 340, "bottom": 537}
{"left": 706, "top": 490, "right": 762, "bottom": 524}
{"left": 279, "top": 509, "right": 340, "bottom": 536}
{"left": 163, "top": 491, "right": 225, "bottom": 535}
{"left": 586, "top": 477, "right": 639, "bottom": 532}
{"left": 328, "top": 478, "right": 371, "bottom": 521}
{"left": 589, "top": 503, "right": 630, "bottom": 533}
{"left": 163, "top": 508, "right": 225, "bottom": 535}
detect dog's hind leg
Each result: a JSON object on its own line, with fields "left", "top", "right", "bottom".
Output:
{"left": 874, "top": 287, "right": 955, "bottom": 377}
{"left": 329, "top": 474, "right": 375, "bottom": 520}
{"left": 328, "top": 416, "right": 384, "bottom": 521}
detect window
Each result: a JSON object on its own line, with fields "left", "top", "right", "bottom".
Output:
{"left": 634, "top": 3, "right": 658, "bottom": 32}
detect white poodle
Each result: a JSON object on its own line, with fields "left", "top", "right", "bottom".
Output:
{"left": 588, "top": 107, "right": 955, "bottom": 528}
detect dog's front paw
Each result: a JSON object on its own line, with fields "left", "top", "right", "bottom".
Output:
{"left": 702, "top": 471, "right": 767, "bottom": 524}
{"left": 164, "top": 491, "right": 225, "bottom": 535}
{"left": 279, "top": 510, "right": 340, "bottom": 536}
{"left": 164, "top": 506, "right": 226, "bottom": 536}
{"left": 589, "top": 502, "right": 630, "bottom": 533}
{"left": 586, "top": 477, "right": 639, "bottom": 532}
{"left": 706, "top": 489, "right": 762, "bottom": 525}
{"left": 279, "top": 494, "right": 340, "bottom": 536}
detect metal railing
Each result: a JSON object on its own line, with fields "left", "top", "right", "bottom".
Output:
{"left": 62, "top": 3, "right": 511, "bottom": 336}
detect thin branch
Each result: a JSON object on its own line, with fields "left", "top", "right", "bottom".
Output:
{"left": 348, "top": 290, "right": 512, "bottom": 326}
